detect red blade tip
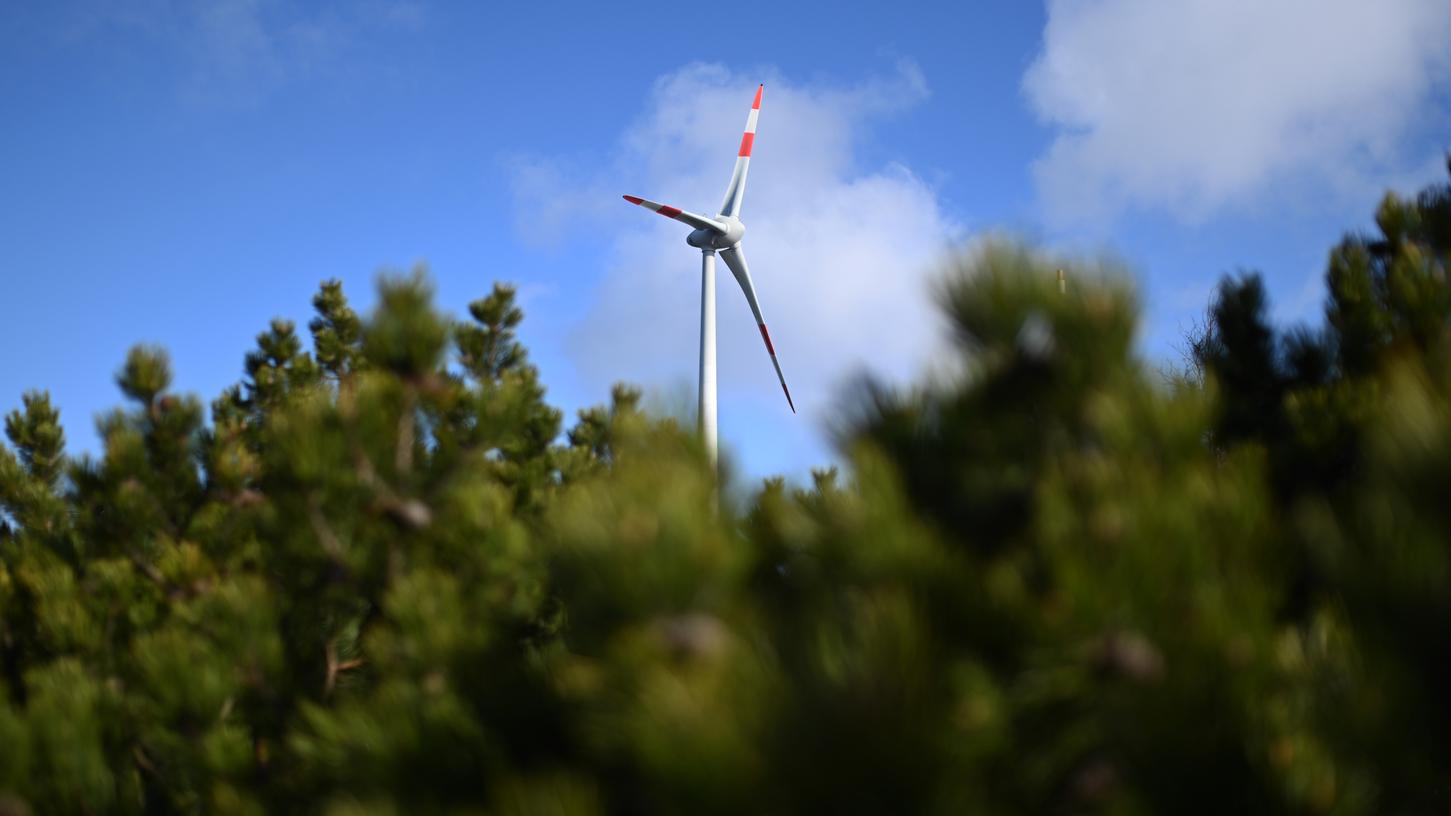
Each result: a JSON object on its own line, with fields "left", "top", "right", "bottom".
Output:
{"left": 623, "top": 195, "right": 643, "bottom": 205}
{"left": 752, "top": 84, "right": 763, "bottom": 110}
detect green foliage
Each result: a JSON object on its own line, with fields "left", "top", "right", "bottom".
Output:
{"left": 1192, "top": 160, "right": 1451, "bottom": 813}
{"left": 311, "top": 280, "right": 364, "bottom": 381}
{"left": 1, "top": 166, "right": 1450, "bottom": 813}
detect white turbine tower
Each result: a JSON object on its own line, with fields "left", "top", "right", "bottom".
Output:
{"left": 622, "top": 84, "right": 794, "bottom": 468}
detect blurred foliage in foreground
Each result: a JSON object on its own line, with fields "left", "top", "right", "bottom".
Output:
{"left": 2, "top": 165, "right": 1450, "bottom": 815}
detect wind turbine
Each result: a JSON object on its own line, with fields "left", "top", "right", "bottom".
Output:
{"left": 622, "top": 84, "right": 794, "bottom": 468}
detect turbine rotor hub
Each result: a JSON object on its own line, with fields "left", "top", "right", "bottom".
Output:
{"left": 687, "top": 217, "right": 745, "bottom": 250}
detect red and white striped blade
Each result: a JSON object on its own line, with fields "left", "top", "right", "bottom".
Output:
{"left": 717, "top": 84, "right": 762, "bottom": 219}
{"left": 719, "top": 244, "right": 795, "bottom": 413}
{"left": 622, "top": 195, "right": 726, "bottom": 234}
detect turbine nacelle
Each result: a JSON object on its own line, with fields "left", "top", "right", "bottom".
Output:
{"left": 687, "top": 216, "right": 745, "bottom": 250}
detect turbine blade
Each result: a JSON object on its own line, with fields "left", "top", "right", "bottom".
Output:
{"left": 719, "top": 244, "right": 795, "bottom": 413}
{"left": 717, "top": 84, "right": 762, "bottom": 219}
{"left": 622, "top": 195, "right": 726, "bottom": 233}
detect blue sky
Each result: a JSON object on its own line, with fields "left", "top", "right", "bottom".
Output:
{"left": 3, "top": 1, "right": 1449, "bottom": 485}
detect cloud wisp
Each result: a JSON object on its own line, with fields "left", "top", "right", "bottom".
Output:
{"left": 1024, "top": 0, "right": 1451, "bottom": 226}
{"left": 510, "top": 63, "right": 961, "bottom": 438}
{"left": 68, "top": 0, "right": 428, "bottom": 106}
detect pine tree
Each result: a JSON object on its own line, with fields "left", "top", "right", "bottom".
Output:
{"left": 1, "top": 165, "right": 1450, "bottom": 814}
{"left": 1194, "top": 159, "right": 1451, "bottom": 812}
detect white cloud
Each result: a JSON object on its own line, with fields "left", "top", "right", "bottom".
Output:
{"left": 510, "top": 62, "right": 961, "bottom": 456}
{"left": 1024, "top": 0, "right": 1451, "bottom": 225}
{"left": 68, "top": 0, "right": 428, "bottom": 105}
